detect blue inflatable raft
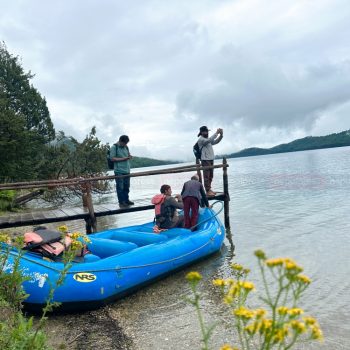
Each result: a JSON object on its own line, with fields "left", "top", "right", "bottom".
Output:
{"left": 2, "top": 207, "right": 225, "bottom": 312}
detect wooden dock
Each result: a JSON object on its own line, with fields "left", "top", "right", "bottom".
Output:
{"left": 0, "top": 194, "right": 225, "bottom": 230}
{"left": 0, "top": 161, "right": 230, "bottom": 233}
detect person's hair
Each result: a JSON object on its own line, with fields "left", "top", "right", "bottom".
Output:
{"left": 119, "top": 135, "right": 129, "bottom": 143}
{"left": 191, "top": 174, "right": 199, "bottom": 181}
{"left": 160, "top": 184, "right": 171, "bottom": 194}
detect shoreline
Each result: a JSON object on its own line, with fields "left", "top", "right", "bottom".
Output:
{"left": 44, "top": 306, "right": 134, "bottom": 350}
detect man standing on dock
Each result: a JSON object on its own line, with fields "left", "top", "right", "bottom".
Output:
{"left": 110, "top": 135, "right": 134, "bottom": 207}
{"left": 197, "top": 126, "right": 223, "bottom": 196}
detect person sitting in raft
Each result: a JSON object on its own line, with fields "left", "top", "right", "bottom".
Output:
{"left": 155, "top": 184, "right": 184, "bottom": 229}
{"left": 181, "top": 174, "right": 209, "bottom": 229}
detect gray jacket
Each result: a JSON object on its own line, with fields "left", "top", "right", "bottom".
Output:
{"left": 197, "top": 132, "right": 223, "bottom": 160}
{"left": 181, "top": 180, "right": 209, "bottom": 207}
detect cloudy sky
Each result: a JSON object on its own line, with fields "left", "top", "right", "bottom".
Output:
{"left": 1, "top": 0, "right": 350, "bottom": 160}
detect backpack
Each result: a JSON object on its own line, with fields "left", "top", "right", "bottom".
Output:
{"left": 107, "top": 143, "right": 130, "bottom": 170}
{"left": 107, "top": 144, "right": 115, "bottom": 170}
{"left": 193, "top": 142, "right": 203, "bottom": 160}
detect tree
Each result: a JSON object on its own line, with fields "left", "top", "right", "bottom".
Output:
{"left": 40, "top": 127, "right": 108, "bottom": 180}
{"left": 0, "top": 42, "right": 55, "bottom": 181}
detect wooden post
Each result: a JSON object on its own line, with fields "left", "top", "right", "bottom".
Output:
{"left": 196, "top": 158, "right": 203, "bottom": 184}
{"left": 222, "top": 157, "right": 231, "bottom": 230}
{"left": 82, "top": 182, "right": 97, "bottom": 234}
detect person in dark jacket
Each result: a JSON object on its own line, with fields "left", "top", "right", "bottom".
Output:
{"left": 181, "top": 174, "right": 209, "bottom": 229}
{"left": 156, "top": 184, "right": 184, "bottom": 229}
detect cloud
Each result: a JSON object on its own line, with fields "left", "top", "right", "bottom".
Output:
{"left": 1, "top": 0, "right": 350, "bottom": 161}
{"left": 175, "top": 52, "right": 350, "bottom": 130}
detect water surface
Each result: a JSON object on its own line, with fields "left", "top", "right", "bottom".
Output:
{"left": 47, "top": 147, "right": 350, "bottom": 349}
{"left": 113, "top": 147, "right": 350, "bottom": 349}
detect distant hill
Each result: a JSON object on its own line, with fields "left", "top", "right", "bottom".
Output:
{"left": 130, "top": 156, "right": 178, "bottom": 168}
{"left": 222, "top": 130, "right": 350, "bottom": 159}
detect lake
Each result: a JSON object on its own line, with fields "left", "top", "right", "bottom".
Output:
{"left": 54, "top": 146, "right": 350, "bottom": 349}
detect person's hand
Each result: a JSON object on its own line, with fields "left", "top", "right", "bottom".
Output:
{"left": 128, "top": 155, "right": 133, "bottom": 160}
{"left": 175, "top": 194, "right": 182, "bottom": 201}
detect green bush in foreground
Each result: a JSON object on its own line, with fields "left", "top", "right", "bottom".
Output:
{"left": 0, "top": 190, "right": 17, "bottom": 212}
{"left": 0, "top": 228, "right": 89, "bottom": 349}
{"left": 186, "top": 250, "right": 323, "bottom": 350}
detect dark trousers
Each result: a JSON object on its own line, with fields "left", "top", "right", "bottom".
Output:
{"left": 115, "top": 173, "right": 130, "bottom": 203}
{"left": 183, "top": 196, "right": 199, "bottom": 229}
{"left": 201, "top": 160, "right": 214, "bottom": 192}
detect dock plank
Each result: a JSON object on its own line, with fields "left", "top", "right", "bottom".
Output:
{"left": 60, "top": 208, "right": 85, "bottom": 218}
{"left": 94, "top": 204, "right": 117, "bottom": 213}
{"left": 20, "top": 212, "right": 34, "bottom": 222}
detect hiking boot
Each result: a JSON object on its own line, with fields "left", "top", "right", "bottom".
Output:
{"left": 126, "top": 200, "right": 135, "bottom": 205}
{"left": 206, "top": 190, "right": 216, "bottom": 197}
{"left": 119, "top": 202, "right": 129, "bottom": 208}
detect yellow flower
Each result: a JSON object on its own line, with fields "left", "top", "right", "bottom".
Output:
{"left": 220, "top": 345, "right": 239, "bottom": 350}
{"left": 234, "top": 306, "right": 255, "bottom": 320}
{"left": 254, "top": 249, "right": 266, "bottom": 260}
{"left": 57, "top": 225, "right": 68, "bottom": 233}
{"left": 213, "top": 279, "right": 226, "bottom": 287}
{"left": 285, "top": 261, "right": 297, "bottom": 270}
{"left": 82, "top": 235, "right": 91, "bottom": 243}
{"left": 227, "top": 284, "right": 239, "bottom": 298}
{"left": 0, "top": 233, "right": 10, "bottom": 243}
{"left": 283, "top": 258, "right": 303, "bottom": 272}
{"left": 277, "top": 306, "right": 289, "bottom": 315}
{"left": 273, "top": 328, "right": 288, "bottom": 343}
{"left": 259, "top": 318, "right": 273, "bottom": 334}
{"left": 297, "top": 274, "right": 311, "bottom": 284}
{"left": 186, "top": 271, "right": 202, "bottom": 282}
{"left": 70, "top": 231, "right": 81, "bottom": 239}
{"left": 290, "top": 320, "right": 306, "bottom": 333}
{"left": 69, "top": 231, "right": 91, "bottom": 244}
{"left": 310, "top": 324, "right": 323, "bottom": 341}
{"left": 288, "top": 308, "right": 304, "bottom": 316}
{"left": 255, "top": 308, "right": 267, "bottom": 319}
{"left": 303, "top": 316, "right": 316, "bottom": 325}
{"left": 240, "top": 281, "right": 255, "bottom": 291}
{"left": 231, "top": 263, "right": 243, "bottom": 271}
{"left": 226, "top": 278, "right": 236, "bottom": 285}
{"left": 70, "top": 240, "right": 83, "bottom": 250}
{"left": 244, "top": 323, "right": 257, "bottom": 335}
{"left": 266, "top": 258, "right": 284, "bottom": 267}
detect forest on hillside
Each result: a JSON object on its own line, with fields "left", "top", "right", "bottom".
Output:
{"left": 223, "top": 130, "right": 350, "bottom": 159}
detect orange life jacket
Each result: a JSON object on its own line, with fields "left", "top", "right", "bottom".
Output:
{"left": 151, "top": 194, "right": 166, "bottom": 216}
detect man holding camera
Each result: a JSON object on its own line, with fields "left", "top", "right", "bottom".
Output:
{"left": 197, "top": 126, "right": 223, "bottom": 196}
{"left": 110, "top": 135, "right": 134, "bottom": 207}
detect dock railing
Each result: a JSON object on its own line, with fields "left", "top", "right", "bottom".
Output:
{"left": 0, "top": 159, "right": 230, "bottom": 233}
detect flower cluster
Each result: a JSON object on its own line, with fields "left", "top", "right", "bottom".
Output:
{"left": 188, "top": 249, "right": 323, "bottom": 350}
{"left": 56, "top": 226, "right": 91, "bottom": 252}
{"left": 186, "top": 271, "right": 202, "bottom": 284}
{"left": 0, "top": 233, "right": 10, "bottom": 243}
